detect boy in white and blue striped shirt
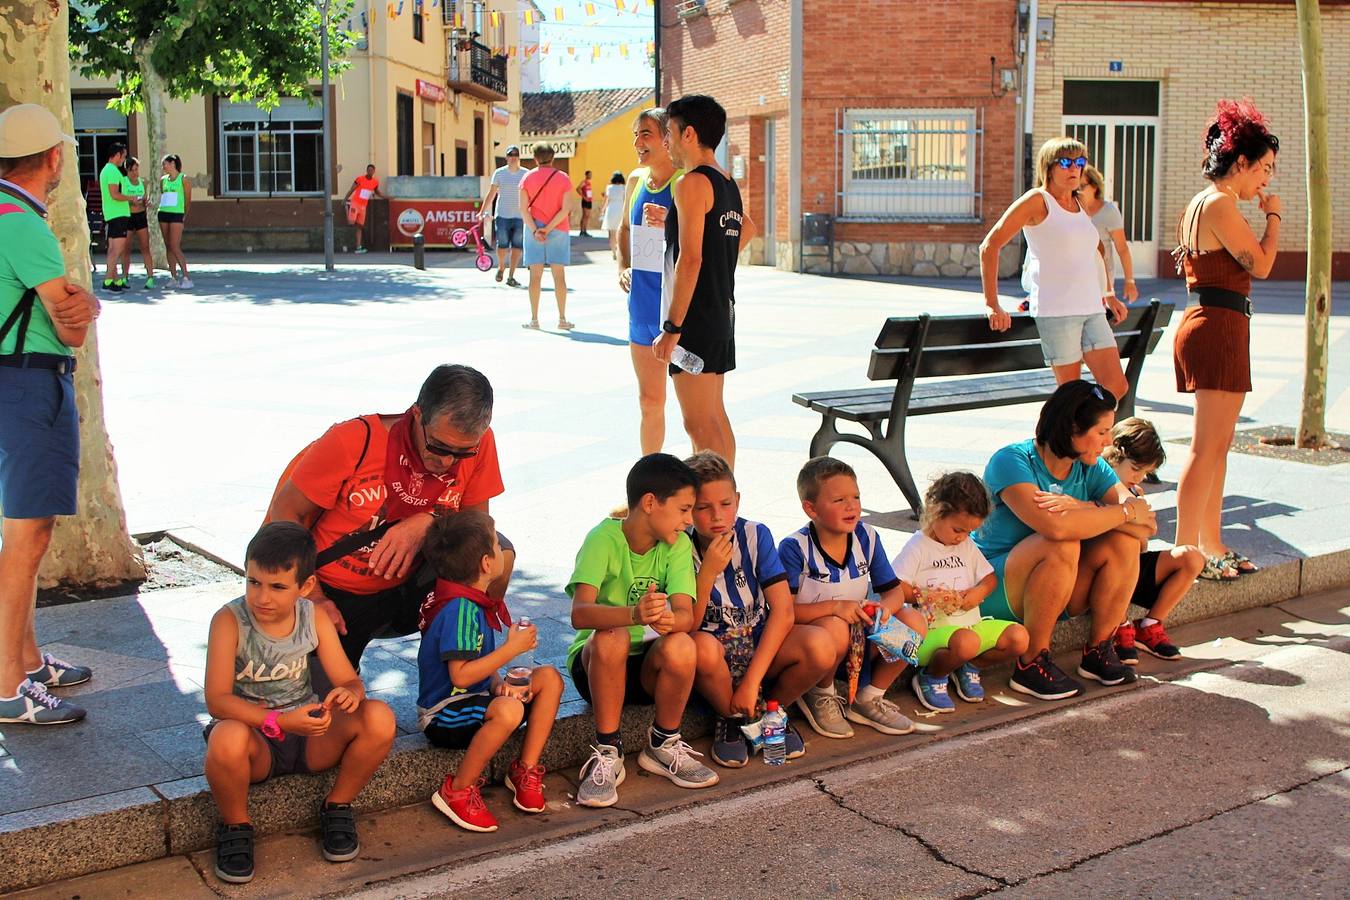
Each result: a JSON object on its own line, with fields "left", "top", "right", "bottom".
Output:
{"left": 779, "top": 457, "right": 929, "bottom": 739}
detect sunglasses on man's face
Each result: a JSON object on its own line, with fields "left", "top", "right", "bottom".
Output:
{"left": 1055, "top": 156, "right": 1089, "bottom": 170}
{"left": 419, "top": 419, "right": 479, "bottom": 459}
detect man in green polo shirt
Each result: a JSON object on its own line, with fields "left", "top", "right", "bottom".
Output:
{"left": 99, "top": 142, "right": 131, "bottom": 292}
{"left": 0, "top": 103, "right": 101, "bottom": 726}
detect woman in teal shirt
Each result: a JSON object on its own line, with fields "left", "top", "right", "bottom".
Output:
{"left": 158, "top": 154, "right": 192, "bottom": 288}
{"left": 972, "top": 381, "right": 1152, "bottom": 702}
{"left": 120, "top": 157, "right": 155, "bottom": 289}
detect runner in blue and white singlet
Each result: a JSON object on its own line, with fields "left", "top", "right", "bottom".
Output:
{"left": 778, "top": 522, "right": 902, "bottom": 605}
{"left": 626, "top": 165, "right": 681, "bottom": 345}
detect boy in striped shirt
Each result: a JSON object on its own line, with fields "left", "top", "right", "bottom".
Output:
{"left": 779, "top": 457, "right": 929, "bottom": 738}
{"left": 683, "top": 452, "right": 835, "bottom": 767}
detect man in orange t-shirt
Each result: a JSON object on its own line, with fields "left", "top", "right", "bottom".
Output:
{"left": 267, "top": 365, "right": 511, "bottom": 668}
{"left": 343, "top": 164, "right": 385, "bottom": 254}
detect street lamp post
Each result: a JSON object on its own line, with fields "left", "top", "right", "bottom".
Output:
{"left": 320, "top": 0, "right": 335, "bottom": 271}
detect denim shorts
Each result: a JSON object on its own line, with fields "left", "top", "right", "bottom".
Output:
{"left": 0, "top": 367, "right": 79, "bottom": 519}
{"left": 522, "top": 220, "right": 571, "bottom": 266}
{"left": 1035, "top": 313, "right": 1116, "bottom": 367}
{"left": 495, "top": 217, "right": 523, "bottom": 250}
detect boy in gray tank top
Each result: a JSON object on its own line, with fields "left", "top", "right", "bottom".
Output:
{"left": 202, "top": 523, "right": 396, "bottom": 885}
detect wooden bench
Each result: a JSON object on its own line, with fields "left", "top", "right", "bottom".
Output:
{"left": 792, "top": 299, "right": 1176, "bottom": 517}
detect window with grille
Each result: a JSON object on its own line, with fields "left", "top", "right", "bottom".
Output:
{"left": 218, "top": 98, "right": 324, "bottom": 196}
{"left": 841, "top": 109, "right": 980, "bottom": 220}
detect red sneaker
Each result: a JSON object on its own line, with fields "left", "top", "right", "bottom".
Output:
{"left": 431, "top": 776, "right": 498, "bottom": 832}
{"left": 1114, "top": 620, "right": 1139, "bottom": 666}
{"left": 505, "top": 759, "right": 547, "bottom": 813}
{"left": 1135, "top": 619, "right": 1182, "bottom": 660}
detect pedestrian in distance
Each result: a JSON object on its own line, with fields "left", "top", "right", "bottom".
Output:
{"left": 779, "top": 457, "right": 929, "bottom": 739}
{"left": 1076, "top": 165, "right": 1139, "bottom": 303}
{"left": 480, "top": 145, "right": 527, "bottom": 286}
{"left": 599, "top": 170, "right": 627, "bottom": 259}
{"left": 566, "top": 453, "right": 720, "bottom": 809}
{"left": 0, "top": 103, "right": 101, "bottom": 729}
{"left": 980, "top": 137, "right": 1130, "bottom": 402}
{"left": 119, "top": 157, "right": 156, "bottom": 290}
{"left": 576, "top": 169, "right": 594, "bottom": 236}
{"left": 894, "top": 472, "right": 1029, "bottom": 714}
{"left": 655, "top": 94, "right": 757, "bottom": 470}
{"left": 202, "top": 523, "right": 397, "bottom": 884}
{"left": 158, "top": 153, "right": 192, "bottom": 288}
{"left": 419, "top": 511, "right": 563, "bottom": 833}
{"left": 98, "top": 142, "right": 132, "bottom": 292}
{"left": 518, "top": 144, "right": 575, "bottom": 331}
{"left": 617, "top": 107, "right": 683, "bottom": 455}
{"left": 1171, "top": 98, "right": 1280, "bottom": 583}
{"left": 683, "top": 451, "right": 832, "bottom": 767}
{"left": 343, "top": 163, "right": 385, "bottom": 254}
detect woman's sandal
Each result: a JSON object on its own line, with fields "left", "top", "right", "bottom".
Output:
{"left": 521, "top": 320, "right": 540, "bottom": 330}
{"left": 1199, "top": 555, "right": 1240, "bottom": 582}
{"left": 1222, "top": 550, "right": 1260, "bottom": 576}
{"left": 557, "top": 319, "right": 576, "bottom": 330}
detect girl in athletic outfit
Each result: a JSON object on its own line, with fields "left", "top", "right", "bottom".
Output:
{"left": 159, "top": 154, "right": 192, "bottom": 288}
{"left": 618, "top": 108, "right": 682, "bottom": 454}
{"left": 121, "top": 158, "right": 155, "bottom": 289}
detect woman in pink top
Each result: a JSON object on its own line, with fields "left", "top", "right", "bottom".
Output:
{"left": 518, "top": 145, "right": 575, "bottom": 331}
{"left": 979, "top": 138, "right": 1129, "bottom": 401}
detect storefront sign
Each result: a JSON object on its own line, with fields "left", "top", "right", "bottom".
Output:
{"left": 491, "top": 105, "right": 510, "bottom": 125}
{"left": 388, "top": 199, "right": 480, "bottom": 247}
{"left": 416, "top": 79, "right": 447, "bottom": 102}
{"left": 518, "top": 139, "right": 576, "bottom": 158}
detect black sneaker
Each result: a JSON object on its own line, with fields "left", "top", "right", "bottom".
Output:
{"left": 319, "top": 801, "right": 360, "bottom": 862}
{"left": 1009, "top": 649, "right": 1082, "bottom": 700}
{"left": 710, "top": 716, "right": 749, "bottom": 768}
{"left": 783, "top": 721, "right": 806, "bottom": 760}
{"left": 214, "top": 823, "right": 255, "bottom": 884}
{"left": 1078, "top": 639, "right": 1136, "bottom": 686}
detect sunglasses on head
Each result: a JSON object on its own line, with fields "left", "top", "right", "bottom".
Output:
{"left": 1055, "top": 156, "right": 1089, "bottom": 170}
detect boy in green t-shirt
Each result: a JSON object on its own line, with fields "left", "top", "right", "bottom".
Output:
{"left": 567, "top": 453, "right": 718, "bottom": 808}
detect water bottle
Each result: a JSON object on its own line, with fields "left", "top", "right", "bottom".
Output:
{"left": 762, "top": 700, "right": 787, "bottom": 766}
{"left": 670, "top": 346, "right": 705, "bottom": 374}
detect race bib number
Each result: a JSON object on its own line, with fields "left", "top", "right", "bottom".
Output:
{"left": 159, "top": 191, "right": 178, "bottom": 208}
{"left": 631, "top": 224, "right": 664, "bottom": 274}
{"left": 359, "top": 188, "right": 373, "bottom": 200}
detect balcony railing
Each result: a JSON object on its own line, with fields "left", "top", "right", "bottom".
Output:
{"left": 448, "top": 38, "right": 508, "bottom": 101}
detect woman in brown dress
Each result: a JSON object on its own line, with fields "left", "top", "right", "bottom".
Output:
{"left": 1172, "top": 99, "right": 1280, "bottom": 581}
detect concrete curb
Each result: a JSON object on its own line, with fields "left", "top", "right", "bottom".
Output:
{"left": 3, "top": 549, "right": 1347, "bottom": 893}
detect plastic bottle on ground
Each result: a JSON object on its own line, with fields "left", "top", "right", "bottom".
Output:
{"left": 762, "top": 700, "right": 787, "bottom": 766}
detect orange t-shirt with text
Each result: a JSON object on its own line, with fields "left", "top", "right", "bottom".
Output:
{"left": 350, "top": 175, "right": 379, "bottom": 208}
{"left": 275, "top": 415, "right": 504, "bottom": 594}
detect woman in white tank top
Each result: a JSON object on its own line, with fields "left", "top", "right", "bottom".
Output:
{"left": 979, "top": 138, "right": 1129, "bottom": 401}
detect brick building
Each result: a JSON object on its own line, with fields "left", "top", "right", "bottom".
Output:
{"left": 659, "top": 0, "right": 1026, "bottom": 277}
{"left": 1030, "top": 0, "right": 1350, "bottom": 280}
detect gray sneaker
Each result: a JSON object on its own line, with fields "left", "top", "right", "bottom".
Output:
{"left": 575, "top": 744, "right": 625, "bottom": 808}
{"left": 637, "top": 732, "right": 720, "bottom": 789}
{"left": 27, "top": 652, "right": 92, "bottom": 688}
{"left": 795, "top": 688, "right": 854, "bottom": 739}
{"left": 846, "top": 694, "right": 915, "bottom": 735}
{"left": 0, "top": 679, "right": 86, "bottom": 725}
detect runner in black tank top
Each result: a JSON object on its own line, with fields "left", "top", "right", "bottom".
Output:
{"left": 663, "top": 165, "right": 743, "bottom": 375}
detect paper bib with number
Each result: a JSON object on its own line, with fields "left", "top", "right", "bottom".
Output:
{"left": 159, "top": 191, "right": 178, "bottom": 208}
{"left": 630, "top": 224, "right": 664, "bottom": 274}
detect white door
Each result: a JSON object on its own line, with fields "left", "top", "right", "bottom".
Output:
{"left": 1062, "top": 115, "right": 1160, "bottom": 278}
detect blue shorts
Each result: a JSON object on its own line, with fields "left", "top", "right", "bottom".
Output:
{"left": 0, "top": 367, "right": 79, "bottom": 519}
{"left": 628, "top": 274, "right": 662, "bottom": 345}
{"left": 522, "top": 220, "right": 571, "bottom": 266}
{"left": 979, "top": 547, "right": 1074, "bottom": 623}
{"left": 1035, "top": 313, "right": 1116, "bottom": 367}
{"left": 495, "top": 217, "right": 523, "bottom": 250}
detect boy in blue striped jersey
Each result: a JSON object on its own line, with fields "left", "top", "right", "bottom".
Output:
{"left": 683, "top": 452, "right": 836, "bottom": 767}
{"left": 779, "top": 457, "right": 929, "bottom": 738}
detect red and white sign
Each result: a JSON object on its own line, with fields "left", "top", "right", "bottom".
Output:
{"left": 387, "top": 199, "right": 480, "bottom": 247}
{"left": 490, "top": 105, "right": 510, "bottom": 125}
{"left": 416, "top": 79, "right": 446, "bottom": 102}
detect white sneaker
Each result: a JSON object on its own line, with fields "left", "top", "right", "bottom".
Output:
{"left": 846, "top": 694, "right": 915, "bottom": 735}
{"left": 575, "top": 744, "right": 624, "bottom": 808}
{"left": 178, "top": 277, "right": 194, "bottom": 289}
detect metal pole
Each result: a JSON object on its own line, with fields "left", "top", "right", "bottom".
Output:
{"left": 321, "top": 0, "right": 335, "bottom": 271}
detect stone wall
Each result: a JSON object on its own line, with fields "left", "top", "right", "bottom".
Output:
{"left": 802, "top": 240, "right": 1022, "bottom": 278}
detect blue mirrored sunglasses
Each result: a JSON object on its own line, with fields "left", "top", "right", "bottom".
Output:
{"left": 1055, "top": 156, "right": 1089, "bottom": 170}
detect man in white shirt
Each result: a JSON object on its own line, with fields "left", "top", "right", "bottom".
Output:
{"left": 479, "top": 146, "right": 526, "bottom": 286}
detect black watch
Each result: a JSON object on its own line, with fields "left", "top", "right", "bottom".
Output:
{"left": 661, "top": 319, "right": 683, "bottom": 334}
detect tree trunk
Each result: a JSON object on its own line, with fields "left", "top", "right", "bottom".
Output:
{"left": 134, "top": 38, "right": 171, "bottom": 272}
{"left": 1296, "top": 0, "right": 1332, "bottom": 449}
{"left": 1, "top": 1, "right": 146, "bottom": 589}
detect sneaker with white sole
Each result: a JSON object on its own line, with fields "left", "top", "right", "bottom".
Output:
{"left": 575, "top": 744, "right": 624, "bottom": 808}
{"left": 794, "top": 688, "right": 854, "bottom": 739}
{"left": 911, "top": 669, "right": 955, "bottom": 713}
{"left": 178, "top": 277, "right": 194, "bottom": 289}
{"left": 27, "top": 652, "right": 92, "bottom": 688}
{"left": 0, "top": 679, "right": 86, "bottom": 725}
{"left": 950, "top": 663, "right": 985, "bottom": 702}
{"left": 637, "top": 732, "right": 719, "bottom": 789}
{"left": 846, "top": 694, "right": 915, "bottom": 735}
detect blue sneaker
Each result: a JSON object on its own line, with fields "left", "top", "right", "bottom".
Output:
{"left": 951, "top": 663, "right": 985, "bottom": 703}
{"left": 0, "top": 679, "right": 86, "bottom": 725}
{"left": 27, "top": 652, "right": 92, "bottom": 688}
{"left": 911, "top": 669, "right": 955, "bottom": 713}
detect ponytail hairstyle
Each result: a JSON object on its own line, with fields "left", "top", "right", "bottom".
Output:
{"left": 1202, "top": 99, "right": 1279, "bottom": 180}
{"left": 162, "top": 153, "right": 182, "bottom": 173}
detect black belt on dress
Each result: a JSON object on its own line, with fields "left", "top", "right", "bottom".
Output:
{"left": 0, "top": 352, "right": 77, "bottom": 374}
{"left": 1190, "top": 287, "right": 1252, "bottom": 318}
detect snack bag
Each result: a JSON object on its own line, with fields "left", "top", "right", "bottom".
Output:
{"left": 867, "top": 608, "right": 922, "bottom": 667}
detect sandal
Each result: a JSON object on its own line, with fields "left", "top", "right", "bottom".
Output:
{"left": 1199, "top": 555, "right": 1240, "bottom": 582}
{"left": 521, "top": 320, "right": 540, "bottom": 330}
{"left": 1222, "top": 550, "right": 1260, "bottom": 576}
{"left": 557, "top": 319, "right": 575, "bottom": 331}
